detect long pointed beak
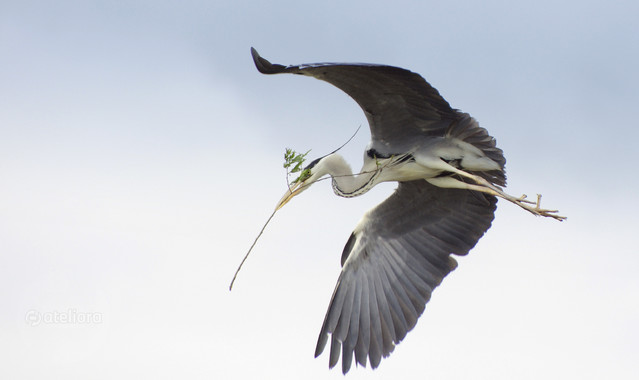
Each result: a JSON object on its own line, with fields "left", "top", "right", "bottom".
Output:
{"left": 275, "top": 181, "right": 304, "bottom": 211}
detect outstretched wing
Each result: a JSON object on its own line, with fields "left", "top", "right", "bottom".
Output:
{"left": 251, "top": 47, "right": 460, "bottom": 152}
{"left": 314, "top": 180, "right": 497, "bottom": 373}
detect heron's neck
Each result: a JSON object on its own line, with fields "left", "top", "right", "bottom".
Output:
{"left": 321, "top": 154, "right": 379, "bottom": 198}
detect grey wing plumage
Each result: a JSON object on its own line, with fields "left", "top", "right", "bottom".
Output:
{"left": 314, "top": 181, "right": 497, "bottom": 373}
{"left": 251, "top": 47, "right": 461, "bottom": 152}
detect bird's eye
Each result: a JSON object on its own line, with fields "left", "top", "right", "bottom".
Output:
{"left": 291, "top": 156, "right": 321, "bottom": 184}
{"left": 293, "top": 168, "right": 312, "bottom": 184}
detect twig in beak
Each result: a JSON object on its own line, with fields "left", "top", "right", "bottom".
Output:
{"left": 229, "top": 209, "right": 278, "bottom": 291}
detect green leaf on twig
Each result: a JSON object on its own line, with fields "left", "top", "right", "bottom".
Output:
{"left": 284, "top": 148, "right": 311, "bottom": 184}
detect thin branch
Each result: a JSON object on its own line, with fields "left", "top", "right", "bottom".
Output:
{"left": 229, "top": 209, "right": 278, "bottom": 291}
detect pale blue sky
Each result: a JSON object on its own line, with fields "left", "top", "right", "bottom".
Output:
{"left": 1, "top": 1, "right": 638, "bottom": 379}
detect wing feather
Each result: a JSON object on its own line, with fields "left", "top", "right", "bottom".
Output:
{"left": 374, "top": 256, "right": 408, "bottom": 344}
{"left": 370, "top": 263, "right": 396, "bottom": 351}
{"left": 329, "top": 335, "right": 341, "bottom": 368}
{"left": 365, "top": 272, "right": 383, "bottom": 368}
{"left": 315, "top": 180, "right": 497, "bottom": 373}
{"left": 377, "top": 244, "right": 418, "bottom": 326}
{"left": 355, "top": 274, "right": 371, "bottom": 367}
{"left": 344, "top": 274, "right": 362, "bottom": 370}
{"left": 333, "top": 276, "right": 356, "bottom": 342}
{"left": 251, "top": 47, "right": 459, "bottom": 152}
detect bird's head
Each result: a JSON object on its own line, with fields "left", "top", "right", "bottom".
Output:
{"left": 275, "top": 155, "right": 330, "bottom": 210}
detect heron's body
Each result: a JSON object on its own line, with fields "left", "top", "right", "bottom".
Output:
{"left": 249, "top": 48, "right": 564, "bottom": 374}
{"left": 320, "top": 135, "right": 502, "bottom": 199}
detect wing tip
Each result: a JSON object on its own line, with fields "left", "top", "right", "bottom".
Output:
{"left": 314, "top": 332, "right": 328, "bottom": 358}
{"left": 250, "top": 47, "right": 287, "bottom": 74}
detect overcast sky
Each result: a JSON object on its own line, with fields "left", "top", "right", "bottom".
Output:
{"left": 1, "top": 1, "right": 638, "bottom": 379}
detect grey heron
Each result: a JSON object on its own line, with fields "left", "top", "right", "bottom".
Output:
{"left": 250, "top": 48, "right": 564, "bottom": 374}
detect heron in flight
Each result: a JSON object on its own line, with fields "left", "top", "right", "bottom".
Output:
{"left": 250, "top": 48, "right": 564, "bottom": 374}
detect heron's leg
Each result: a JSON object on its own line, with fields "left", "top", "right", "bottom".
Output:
{"left": 426, "top": 177, "right": 566, "bottom": 221}
{"left": 440, "top": 162, "right": 508, "bottom": 193}
{"left": 416, "top": 156, "right": 504, "bottom": 192}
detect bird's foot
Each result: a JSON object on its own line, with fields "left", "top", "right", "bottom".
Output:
{"left": 430, "top": 166, "right": 566, "bottom": 221}
{"left": 474, "top": 178, "right": 566, "bottom": 221}
{"left": 511, "top": 194, "right": 566, "bottom": 221}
